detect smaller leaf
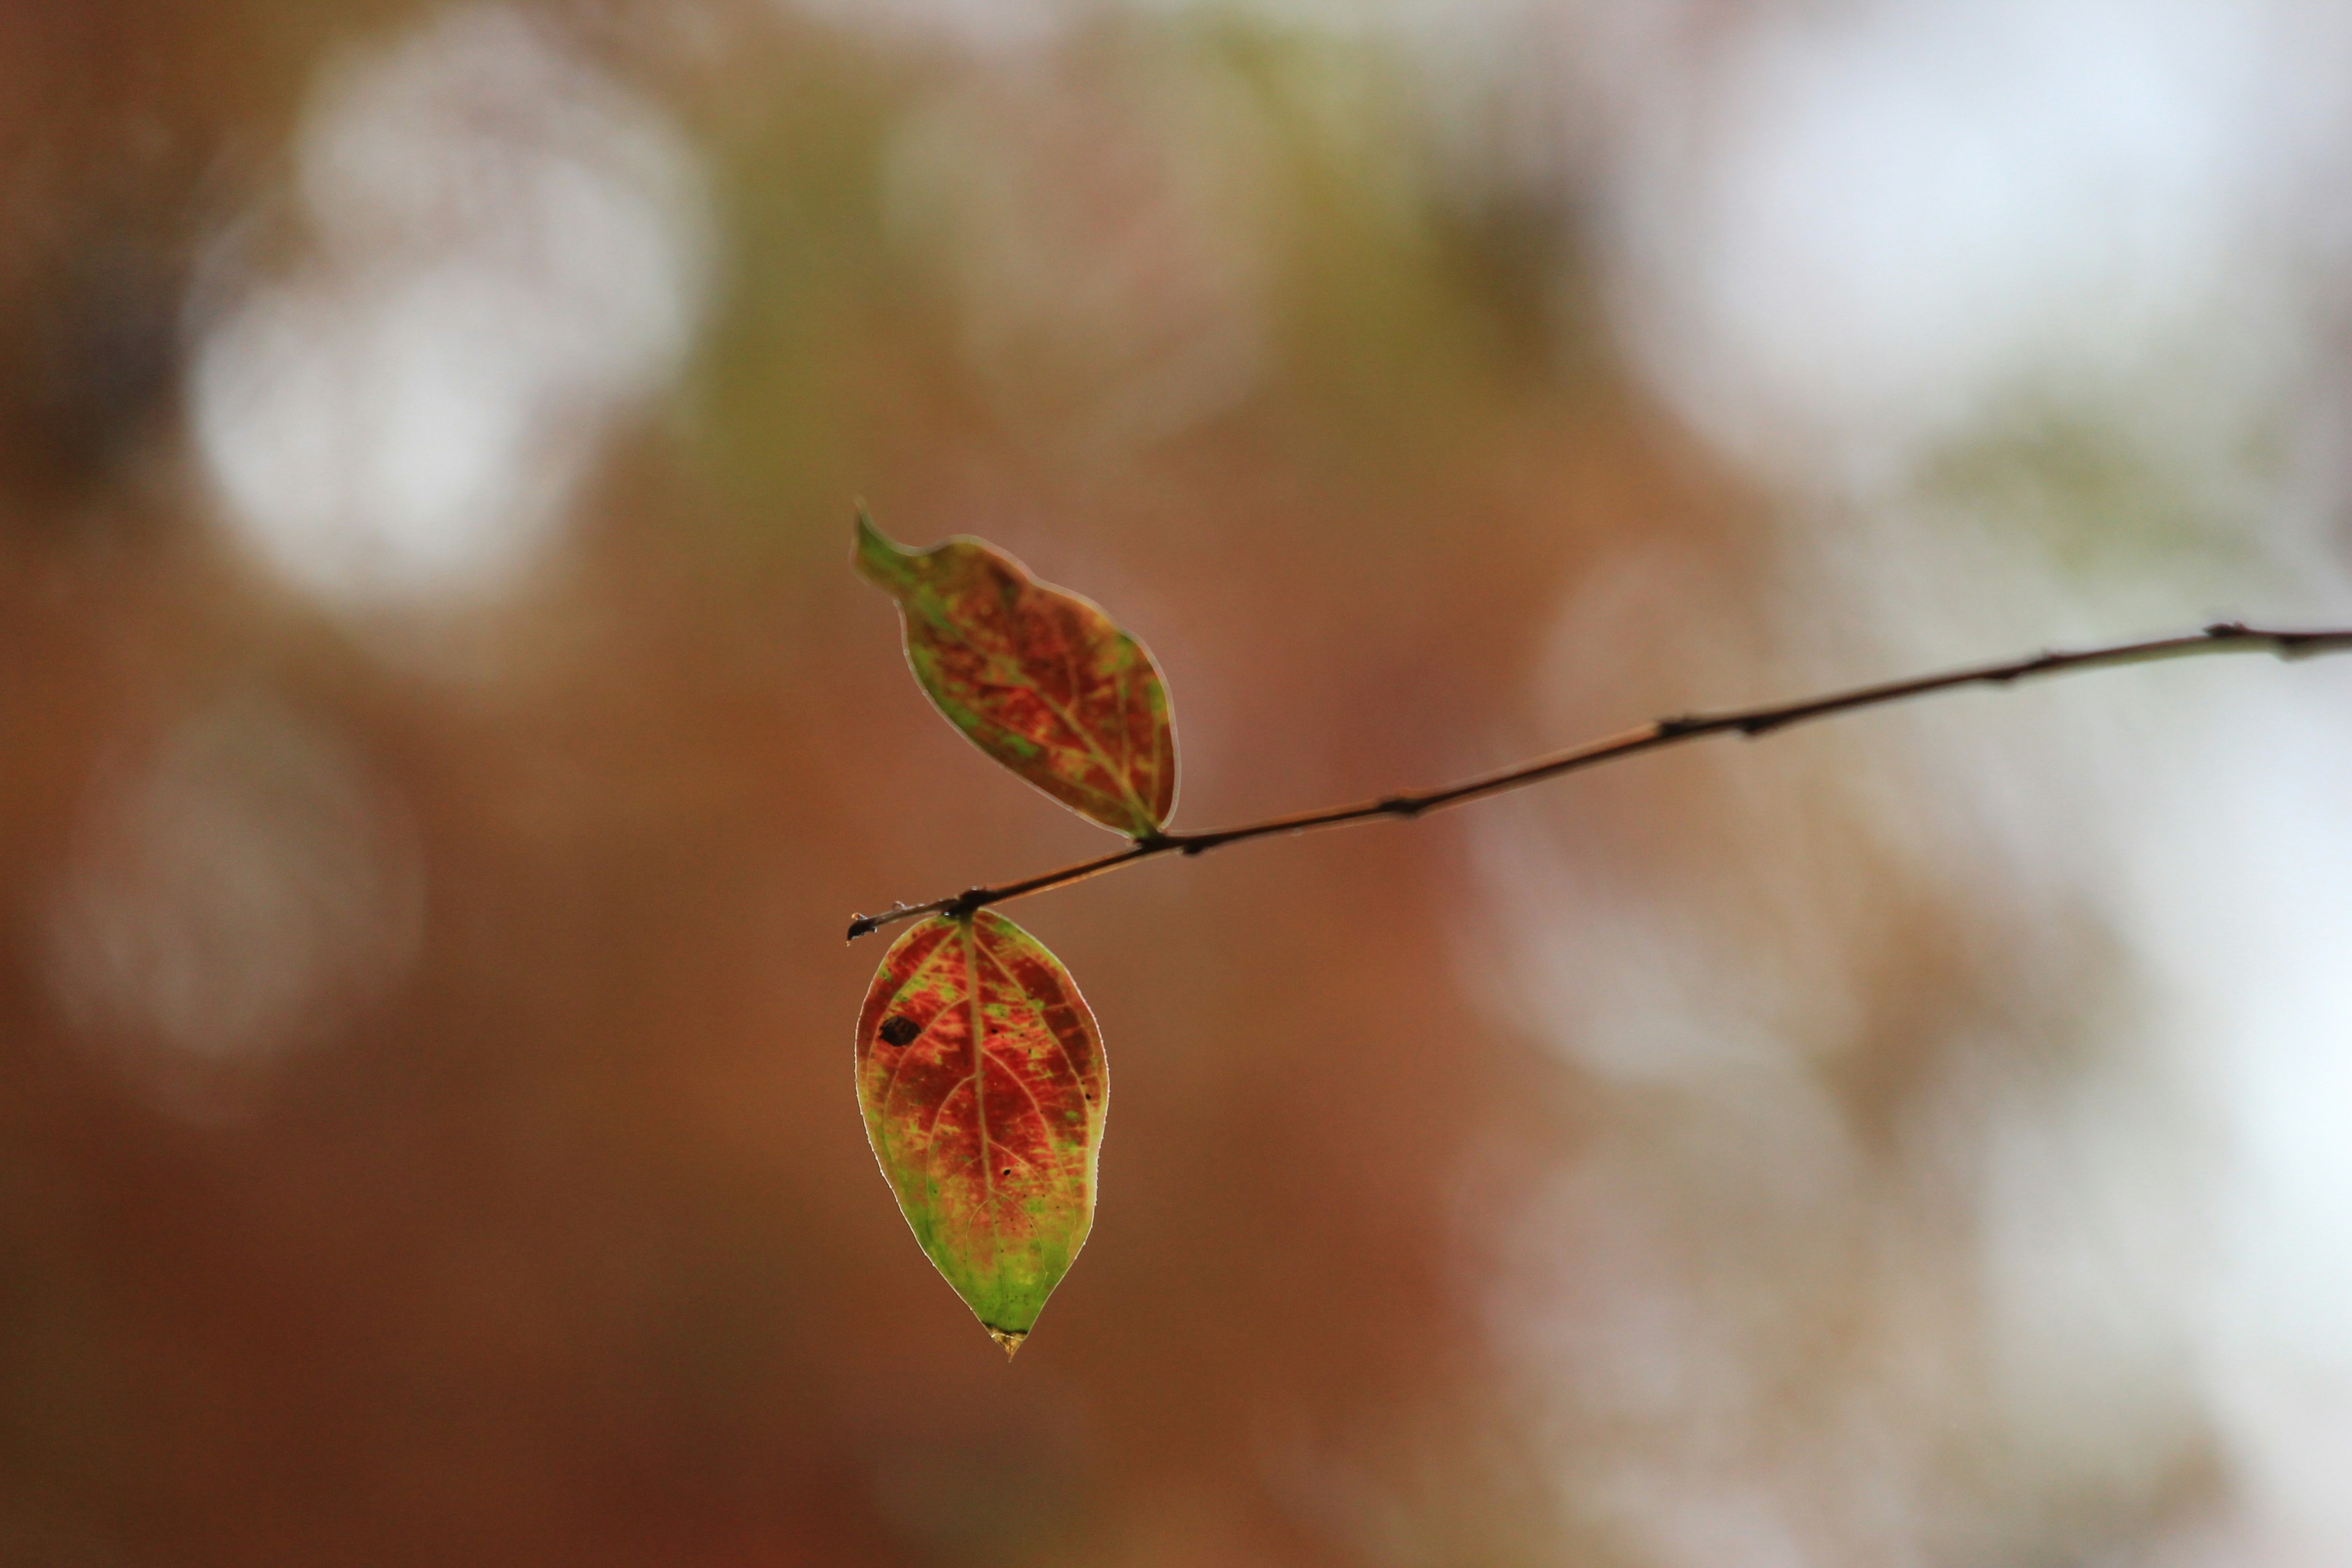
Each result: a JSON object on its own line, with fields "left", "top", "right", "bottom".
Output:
{"left": 856, "top": 910, "right": 1108, "bottom": 1357}
{"left": 856, "top": 510, "right": 1177, "bottom": 838}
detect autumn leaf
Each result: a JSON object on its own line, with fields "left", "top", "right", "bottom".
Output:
{"left": 854, "top": 510, "right": 1177, "bottom": 838}
{"left": 855, "top": 910, "right": 1108, "bottom": 1357}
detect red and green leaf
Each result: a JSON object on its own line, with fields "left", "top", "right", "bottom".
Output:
{"left": 855, "top": 511, "right": 1177, "bottom": 838}
{"left": 854, "top": 910, "right": 1107, "bottom": 1357}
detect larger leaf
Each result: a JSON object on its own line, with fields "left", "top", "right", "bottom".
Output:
{"left": 856, "top": 511, "right": 1177, "bottom": 837}
{"left": 855, "top": 910, "right": 1107, "bottom": 1357}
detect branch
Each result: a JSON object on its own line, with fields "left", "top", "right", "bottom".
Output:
{"left": 846, "top": 620, "right": 2352, "bottom": 941}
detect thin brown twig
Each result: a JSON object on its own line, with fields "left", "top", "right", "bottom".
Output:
{"left": 846, "top": 620, "right": 2352, "bottom": 942}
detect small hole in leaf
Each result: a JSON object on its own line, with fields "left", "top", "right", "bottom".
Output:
{"left": 879, "top": 1016, "right": 921, "bottom": 1047}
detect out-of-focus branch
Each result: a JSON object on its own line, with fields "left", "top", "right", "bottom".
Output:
{"left": 846, "top": 621, "right": 2352, "bottom": 942}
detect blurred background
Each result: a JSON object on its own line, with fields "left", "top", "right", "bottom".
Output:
{"left": 7, "top": 0, "right": 2352, "bottom": 1562}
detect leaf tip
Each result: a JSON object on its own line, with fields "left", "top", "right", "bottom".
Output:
{"left": 989, "top": 1329, "right": 1027, "bottom": 1361}
{"left": 853, "top": 505, "right": 919, "bottom": 594}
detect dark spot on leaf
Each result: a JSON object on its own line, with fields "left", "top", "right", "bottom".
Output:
{"left": 879, "top": 1016, "right": 921, "bottom": 1047}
